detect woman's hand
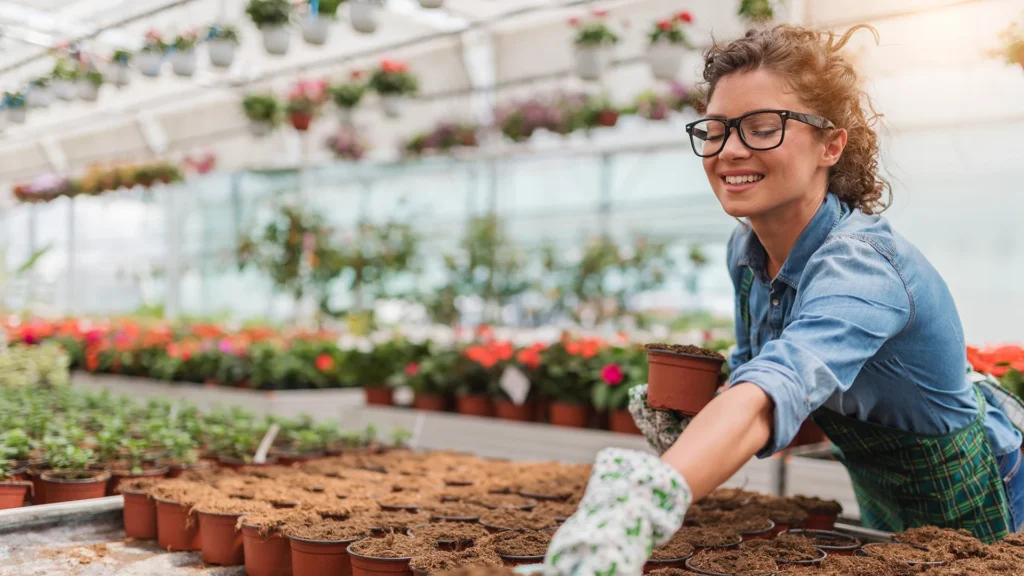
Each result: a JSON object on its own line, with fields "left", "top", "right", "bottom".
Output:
{"left": 543, "top": 448, "right": 692, "bottom": 576}
{"left": 628, "top": 384, "right": 694, "bottom": 454}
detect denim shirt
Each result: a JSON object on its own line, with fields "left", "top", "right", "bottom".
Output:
{"left": 728, "top": 193, "right": 1022, "bottom": 458}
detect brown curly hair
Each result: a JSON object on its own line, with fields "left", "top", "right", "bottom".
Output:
{"left": 697, "top": 25, "right": 890, "bottom": 214}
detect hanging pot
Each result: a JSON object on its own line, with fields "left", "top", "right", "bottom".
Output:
{"left": 301, "top": 17, "right": 332, "bottom": 46}
{"left": 261, "top": 24, "right": 292, "bottom": 55}
{"left": 27, "top": 87, "right": 53, "bottom": 108}
{"left": 290, "top": 112, "right": 314, "bottom": 131}
{"left": 648, "top": 41, "right": 685, "bottom": 81}
{"left": 7, "top": 107, "right": 27, "bottom": 125}
{"left": 208, "top": 39, "right": 237, "bottom": 68}
{"left": 574, "top": 45, "right": 610, "bottom": 81}
{"left": 52, "top": 79, "right": 77, "bottom": 101}
{"left": 171, "top": 50, "right": 198, "bottom": 77}
{"left": 380, "top": 94, "right": 401, "bottom": 119}
{"left": 249, "top": 120, "right": 274, "bottom": 137}
{"left": 350, "top": 2, "right": 379, "bottom": 34}
{"left": 418, "top": 0, "right": 445, "bottom": 7}
{"left": 136, "top": 51, "right": 163, "bottom": 77}
{"left": 110, "top": 62, "right": 132, "bottom": 87}
{"left": 78, "top": 80, "right": 100, "bottom": 102}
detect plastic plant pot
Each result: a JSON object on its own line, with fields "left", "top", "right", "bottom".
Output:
{"left": 154, "top": 497, "right": 201, "bottom": 551}
{"left": 802, "top": 512, "right": 838, "bottom": 531}
{"left": 738, "top": 519, "right": 776, "bottom": 541}
{"left": 548, "top": 402, "right": 590, "bottom": 428}
{"left": 378, "top": 504, "right": 421, "bottom": 513}
{"left": 261, "top": 25, "right": 291, "bottom": 55}
{"left": 208, "top": 39, "right": 237, "bottom": 68}
{"left": 136, "top": 52, "right": 163, "bottom": 77}
{"left": 40, "top": 470, "right": 110, "bottom": 504}
{"left": 856, "top": 543, "right": 948, "bottom": 568}
{"left": 418, "top": 0, "right": 444, "bottom": 7}
{"left": 499, "top": 553, "right": 544, "bottom": 567}
{"left": 643, "top": 552, "right": 693, "bottom": 573}
{"left": 648, "top": 41, "right": 685, "bottom": 81}
{"left": 685, "top": 555, "right": 776, "bottom": 576}
{"left": 347, "top": 544, "right": 413, "bottom": 576}
{"left": 429, "top": 514, "right": 480, "bottom": 524}
{"left": 778, "top": 547, "right": 827, "bottom": 567}
{"left": 693, "top": 534, "right": 743, "bottom": 552}
{"left": 364, "top": 387, "right": 394, "bottom": 406}
{"left": 608, "top": 409, "right": 642, "bottom": 434}
{"left": 646, "top": 348, "right": 725, "bottom": 415}
{"left": 494, "top": 400, "right": 533, "bottom": 421}
{"left": 412, "top": 393, "right": 447, "bottom": 412}
{"left": 242, "top": 525, "right": 293, "bottom": 576}
{"left": 0, "top": 481, "right": 30, "bottom": 510}
{"left": 380, "top": 95, "right": 401, "bottom": 119}
{"left": 122, "top": 490, "right": 158, "bottom": 539}
{"left": 436, "top": 538, "right": 473, "bottom": 552}
{"left": 108, "top": 465, "right": 169, "bottom": 496}
{"left": 290, "top": 535, "right": 363, "bottom": 576}
{"left": 574, "top": 46, "right": 609, "bottom": 81}
{"left": 455, "top": 394, "right": 495, "bottom": 418}
{"left": 170, "top": 50, "right": 197, "bottom": 77}
{"left": 349, "top": 2, "right": 379, "bottom": 34}
{"left": 198, "top": 512, "right": 245, "bottom": 566}
{"left": 301, "top": 17, "right": 331, "bottom": 45}
{"left": 784, "top": 529, "right": 860, "bottom": 556}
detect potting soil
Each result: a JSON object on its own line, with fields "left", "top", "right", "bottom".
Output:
{"left": 646, "top": 569, "right": 690, "bottom": 576}
{"left": 530, "top": 500, "right": 577, "bottom": 519}
{"left": 366, "top": 510, "right": 431, "bottom": 531}
{"left": 147, "top": 480, "right": 219, "bottom": 506}
{"left": 429, "top": 567, "right": 522, "bottom": 576}
{"left": 479, "top": 508, "right": 555, "bottom": 530}
{"left": 236, "top": 508, "right": 320, "bottom": 536}
{"left": 788, "top": 495, "right": 843, "bottom": 516}
{"left": 747, "top": 497, "right": 809, "bottom": 525}
{"left": 861, "top": 542, "right": 955, "bottom": 564}
{"left": 191, "top": 495, "right": 273, "bottom": 516}
{"left": 349, "top": 531, "right": 428, "bottom": 558}
{"left": 116, "top": 476, "right": 164, "bottom": 494}
{"left": 428, "top": 501, "right": 489, "bottom": 518}
{"left": 673, "top": 526, "right": 742, "bottom": 548}
{"left": 697, "top": 487, "right": 759, "bottom": 511}
{"left": 917, "top": 555, "right": 1024, "bottom": 575}
{"left": 282, "top": 517, "right": 371, "bottom": 541}
{"left": 740, "top": 534, "right": 820, "bottom": 561}
{"left": 645, "top": 343, "right": 725, "bottom": 360}
{"left": 485, "top": 529, "right": 551, "bottom": 557}
{"left": 691, "top": 508, "right": 773, "bottom": 532}
{"left": 408, "top": 547, "right": 503, "bottom": 572}
{"left": 895, "top": 526, "right": 990, "bottom": 559}
{"left": 688, "top": 549, "right": 779, "bottom": 575}
{"left": 467, "top": 493, "right": 537, "bottom": 509}
{"left": 649, "top": 534, "right": 695, "bottom": 560}
{"left": 411, "top": 522, "right": 489, "bottom": 544}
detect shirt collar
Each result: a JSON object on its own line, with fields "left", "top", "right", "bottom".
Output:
{"left": 738, "top": 193, "right": 845, "bottom": 289}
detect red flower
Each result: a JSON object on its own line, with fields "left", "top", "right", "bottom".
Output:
{"left": 350, "top": 70, "right": 363, "bottom": 80}
{"left": 491, "top": 341, "right": 513, "bottom": 361}
{"left": 565, "top": 341, "right": 583, "bottom": 356}
{"left": 658, "top": 19, "right": 673, "bottom": 31}
{"left": 568, "top": 17, "right": 580, "bottom": 26}
{"left": 592, "top": 9, "right": 608, "bottom": 17}
{"left": 167, "top": 343, "right": 181, "bottom": 359}
{"left": 677, "top": 11, "right": 694, "bottom": 23}
{"left": 380, "top": 59, "right": 408, "bottom": 74}
{"left": 315, "top": 353, "right": 335, "bottom": 372}
{"left": 516, "top": 348, "right": 541, "bottom": 370}
{"left": 466, "top": 345, "right": 496, "bottom": 369}
{"left": 601, "top": 364, "right": 624, "bottom": 386}
{"left": 405, "top": 362, "right": 420, "bottom": 377}
{"left": 476, "top": 325, "right": 494, "bottom": 340}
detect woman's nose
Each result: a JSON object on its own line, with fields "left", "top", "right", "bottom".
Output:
{"left": 719, "top": 129, "right": 751, "bottom": 161}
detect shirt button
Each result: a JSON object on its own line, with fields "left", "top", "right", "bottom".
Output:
{"left": 771, "top": 299, "right": 780, "bottom": 306}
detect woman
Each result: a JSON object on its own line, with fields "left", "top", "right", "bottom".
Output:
{"left": 543, "top": 24, "right": 1024, "bottom": 575}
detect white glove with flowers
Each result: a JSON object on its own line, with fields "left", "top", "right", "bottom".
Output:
{"left": 543, "top": 448, "right": 692, "bottom": 576}
{"left": 627, "top": 384, "right": 694, "bottom": 455}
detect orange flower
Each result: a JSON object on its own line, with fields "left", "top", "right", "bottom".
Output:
{"left": 476, "top": 325, "right": 494, "bottom": 340}
{"left": 565, "top": 341, "right": 583, "bottom": 356}
{"left": 491, "top": 341, "right": 513, "bottom": 361}
{"left": 581, "top": 340, "right": 600, "bottom": 359}
{"left": 380, "top": 59, "right": 408, "bottom": 74}
{"left": 516, "top": 348, "right": 541, "bottom": 370}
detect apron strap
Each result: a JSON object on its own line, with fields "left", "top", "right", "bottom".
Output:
{"left": 739, "top": 267, "right": 754, "bottom": 333}
{"left": 974, "top": 372, "right": 1024, "bottom": 434}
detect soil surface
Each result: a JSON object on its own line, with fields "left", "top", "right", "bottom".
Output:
{"left": 860, "top": 542, "right": 954, "bottom": 564}
{"left": 428, "top": 567, "right": 522, "bottom": 576}
{"left": 789, "top": 495, "right": 843, "bottom": 515}
{"left": 349, "top": 532, "right": 428, "bottom": 559}
{"left": 646, "top": 570, "right": 690, "bottom": 576}
{"left": 283, "top": 518, "right": 372, "bottom": 541}
{"left": 116, "top": 477, "right": 164, "bottom": 494}
{"left": 427, "top": 502, "right": 489, "bottom": 519}
{"left": 192, "top": 496, "right": 273, "bottom": 516}
{"left": 741, "top": 534, "right": 821, "bottom": 561}
{"left": 895, "top": 526, "right": 989, "bottom": 559}
{"left": 674, "top": 526, "right": 743, "bottom": 548}
{"left": 147, "top": 480, "right": 218, "bottom": 506}
{"left": 411, "top": 523, "right": 489, "bottom": 544}
{"left": 409, "top": 548, "right": 504, "bottom": 572}
{"left": 650, "top": 536, "right": 695, "bottom": 560}
{"left": 479, "top": 508, "right": 555, "bottom": 530}
{"left": 786, "top": 530, "right": 859, "bottom": 549}
{"left": 697, "top": 488, "right": 759, "bottom": 511}
{"left": 485, "top": 530, "right": 552, "bottom": 557}
{"left": 366, "top": 510, "right": 432, "bottom": 532}
{"left": 779, "top": 554, "right": 918, "bottom": 576}
{"left": 645, "top": 343, "right": 725, "bottom": 360}
{"left": 238, "top": 508, "right": 320, "bottom": 536}
{"left": 467, "top": 493, "right": 537, "bottom": 510}
{"left": 917, "top": 555, "right": 1024, "bottom": 575}
{"left": 688, "top": 549, "right": 779, "bottom": 575}
{"left": 690, "top": 508, "right": 773, "bottom": 532}
{"left": 531, "top": 500, "right": 577, "bottom": 519}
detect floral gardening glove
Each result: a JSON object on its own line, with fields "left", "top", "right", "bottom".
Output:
{"left": 543, "top": 448, "right": 691, "bottom": 576}
{"left": 628, "top": 384, "right": 694, "bottom": 455}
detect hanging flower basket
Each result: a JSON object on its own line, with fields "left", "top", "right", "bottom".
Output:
{"left": 301, "top": 18, "right": 331, "bottom": 45}
{"left": 26, "top": 82, "right": 52, "bottom": 108}
{"left": 110, "top": 62, "right": 132, "bottom": 87}
{"left": 570, "top": 11, "right": 619, "bottom": 81}
{"left": 261, "top": 25, "right": 291, "bottom": 55}
{"left": 78, "top": 71, "right": 103, "bottom": 102}
{"left": 52, "top": 79, "right": 77, "bottom": 101}
{"left": 647, "top": 12, "right": 693, "bottom": 81}
{"left": 242, "top": 92, "right": 281, "bottom": 136}
{"left": 7, "top": 107, "right": 26, "bottom": 125}
{"left": 289, "top": 113, "right": 313, "bottom": 131}
{"left": 136, "top": 52, "right": 162, "bottom": 77}
{"left": 380, "top": 95, "right": 402, "bottom": 119}
{"left": 574, "top": 47, "right": 610, "bottom": 81}
{"left": 206, "top": 24, "right": 240, "bottom": 68}
{"left": 249, "top": 120, "right": 274, "bottom": 137}
{"left": 285, "top": 79, "right": 328, "bottom": 131}
{"left": 350, "top": 1, "right": 379, "bottom": 34}
{"left": 419, "top": 0, "right": 445, "bottom": 8}
{"left": 170, "top": 50, "right": 198, "bottom": 77}
{"left": 368, "top": 60, "right": 417, "bottom": 119}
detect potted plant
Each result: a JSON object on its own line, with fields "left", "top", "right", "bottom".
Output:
{"left": 539, "top": 338, "right": 603, "bottom": 428}
{"left": 454, "top": 341, "right": 513, "bottom": 418}
{"left": 149, "top": 480, "right": 217, "bottom": 552}
{"left": 368, "top": 59, "right": 417, "bottom": 118}
{"left": 26, "top": 76, "right": 53, "bottom": 108}
{"left": 1, "top": 429, "right": 35, "bottom": 470}
{"left": 285, "top": 79, "right": 328, "bottom": 131}
{"left": 158, "top": 428, "right": 205, "bottom": 477}
{"left": 247, "top": 0, "right": 293, "bottom": 55}
{"left": 590, "top": 345, "right": 647, "bottom": 434}
{"left": 137, "top": 30, "right": 167, "bottom": 77}
{"left": 0, "top": 453, "right": 31, "bottom": 510}
{"left": 242, "top": 92, "right": 282, "bottom": 136}
{"left": 329, "top": 70, "right": 366, "bottom": 126}
{"left": 347, "top": 532, "right": 425, "bottom": 575}
{"left": 648, "top": 11, "right": 694, "bottom": 81}
{"left": 645, "top": 343, "right": 726, "bottom": 415}
{"left": 570, "top": 10, "right": 619, "bottom": 81}
{"left": 284, "top": 519, "right": 370, "bottom": 576}
{"left": 631, "top": 91, "right": 672, "bottom": 121}
{"left": 349, "top": 0, "right": 383, "bottom": 34}
{"left": 170, "top": 30, "right": 200, "bottom": 77}
{"left": 193, "top": 497, "right": 273, "bottom": 567}
{"left": 275, "top": 428, "right": 327, "bottom": 465}
{"left": 393, "top": 347, "right": 456, "bottom": 412}
{"left": 302, "top": 0, "right": 345, "bottom": 45}
{"left": 494, "top": 99, "right": 556, "bottom": 143}
{"left": 109, "top": 48, "right": 133, "bottom": 86}
{"left": 207, "top": 24, "right": 241, "bottom": 68}
{"left": 240, "top": 509, "right": 320, "bottom": 576}
{"left": 108, "top": 437, "right": 169, "bottom": 496}
{"left": 325, "top": 128, "right": 368, "bottom": 160}
{"left": 51, "top": 59, "right": 79, "bottom": 100}
{"left": 78, "top": 68, "right": 104, "bottom": 101}
{"left": 491, "top": 342, "right": 546, "bottom": 422}
{"left": 39, "top": 438, "right": 110, "bottom": 503}
{"left": 738, "top": 0, "right": 776, "bottom": 24}
{"left": 581, "top": 95, "right": 620, "bottom": 129}
{"left": 4, "top": 91, "right": 27, "bottom": 124}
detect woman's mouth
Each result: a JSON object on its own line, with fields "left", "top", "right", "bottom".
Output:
{"left": 721, "top": 173, "right": 765, "bottom": 191}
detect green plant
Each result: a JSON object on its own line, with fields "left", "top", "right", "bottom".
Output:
{"left": 0, "top": 429, "right": 33, "bottom": 462}
{"left": 368, "top": 60, "right": 418, "bottom": 96}
{"left": 317, "top": 0, "right": 346, "bottom": 16}
{"left": 3, "top": 91, "right": 25, "bottom": 109}
{"left": 571, "top": 12, "right": 619, "bottom": 47}
{"left": 590, "top": 346, "right": 647, "bottom": 412}
{"left": 141, "top": 30, "right": 168, "bottom": 53}
{"left": 52, "top": 59, "right": 78, "bottom": 81}
{"left": 246, "top": 0, "right": 292, "bottom": 27}
{"left": 336, "top": 217, "right": 421, "bottom": 315}
{"left": 83, "top": 69, "right": 104, "bottom": 87}
{"left": 649, "top": 11, "right": 694, "bottom": 45}
{"left": 0, "top": 455, "right": 16, "bottom": 481}
{"left": 173, "top": 31, "right": 201, "bottom": 51}
{"left": 329, "top": 75, "right": 367, "bottom": 109}
{"left": 537, "top": 340, "right": 601, "bottom": 405}
{"left": 390, "top": 347, "right": 455, "bottom": 396}
{"left": 738, "top": 0, "right": 776, "bottom": 23}
{"left": 43, "top": 438, "right": 96, "bottom": 478}
{"left": 287, "top": 429, "right": 325, "bottom": 454}
{"left": 391, "top": 428, "right": 412, "bottom": 448}
{"left": 242, "top": 93, "right": 282, "bottom": 125}
{"left": 119, "top": 438, "right": 150, "bottom": 475}
{"left": 30, "top": 76, "right": 50, "bottom": 89}
{"left": 159, "top": 429, "right": 198, "bottom": 466}
{"left": 95, "top": 427, "right": 125, "bottom": 463}
{"left": 208, "top": 24, "right": 241, "bottom": 43}
{"left": 111, "top": 49, "right": 133, "bottom": 64}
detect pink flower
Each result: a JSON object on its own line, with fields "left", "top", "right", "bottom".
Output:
{"left": 568, "top": 17, "right": 580, "bottom": 26}
{"left": 592, "top": 9, "right": 608, "bottom": 18}
{"left": 601, "top": 364, "right": 624, "bottom": 386}
{"left": 677, "top": 11, "right": 694, "bottom": 23}
{"left": 405, "top": 362, "right": 420, "bottom": 377}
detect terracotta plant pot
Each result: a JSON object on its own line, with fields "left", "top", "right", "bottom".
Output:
{"left": 785, "top": 529, "right": 860, "bottom": 557}
{"left": 40, "top": 470, "right": 110, "bottom": 504}
{"left": 455, "top": 394, "right": 495, "bottom": 418}
{"left": 155, "top": 497, "right": 201, "bottom": 552}
{"left": 785, "top": 420, "right": 828, "bottom": 450}
{"left": 548, "top": 402, "right": 590, "bottom": 428}
{"left": 290, "top": 112, "right": 313, "bottom": 131}
{"left": 802, "top": 512, "right": 838, "bottom": 531}
{"left": 289, "top": 536, "right": 362, "bottom": 576}
{"left": 347, "top": 545, "right": 413, "bottom": 576}
{"left": 646, "top": 349, "right": 725, "bottom": 415}
{"left": 0, "top": 482, "right": 30, "bottom": 510}
{"left": 108, "top": 465, "right": 169, "bottom": 496}
{"left": 199, "top": 512, "right": 245, "bottom": 566}
{"left": 364, "top": 387, "right": 394, "bottom": 406}
{"left": 643, "top": 553, "right": 693, "bottom": 573}
{"left": 122, "top": 490, "right": 158, "bottom": 539}
{"left": 218, "top": 456, "right": 279, "bottom": 470}
{"left": 608, "top": 409, "right": 642, "bottom": 435}
{"left": 686, "top": 555, "right": 776, "bottom": 576}
{"left": 166, "top": 461, "right": 215, "bottom": 479}
{"left": 495, "top": 400, "right": 533, "bottom": 422}
{"left": 276, "top": 452, "right": 325, "bottom": 467}
{"left": 242, "top": 525, "right": 293, "bottom": 576}
{"left": 412, "top": 393, "right": 447, "bottom": 412}
{"left": 28, "top": 468, "right": 48, "bottom": 504}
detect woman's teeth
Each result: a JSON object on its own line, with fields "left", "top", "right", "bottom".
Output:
{"left": 724, "top": 175, "right": 764, "bottom": 185}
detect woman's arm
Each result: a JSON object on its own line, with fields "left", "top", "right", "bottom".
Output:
{"left": 660, "top": 382, "right": 774, "bottom": 500}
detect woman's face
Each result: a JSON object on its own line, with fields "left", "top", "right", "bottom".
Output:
{"left": 702, "top": 69, "right": 843, "bottom": 219}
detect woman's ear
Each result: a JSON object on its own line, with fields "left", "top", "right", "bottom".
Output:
{"left": 821, "top": 128, "right": 848, "bottom": 168}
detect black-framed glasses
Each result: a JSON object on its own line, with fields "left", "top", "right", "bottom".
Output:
{"left": 685, "top": 109, "right": 836, "bottom": 157}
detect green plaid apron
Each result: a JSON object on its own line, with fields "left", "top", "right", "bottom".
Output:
{"left": 739, "top": 268, "right": 1014, "bottom": 542}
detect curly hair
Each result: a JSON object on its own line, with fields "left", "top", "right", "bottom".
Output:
{"left": 697, "top": 25, "right": 890, "bottom": 214}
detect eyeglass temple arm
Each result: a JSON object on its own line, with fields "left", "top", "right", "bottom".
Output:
{"left": 788, "top": 111, "right": 835, "bottom": 130}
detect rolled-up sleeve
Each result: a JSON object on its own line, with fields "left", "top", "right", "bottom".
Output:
{"left": 728, "top": 236, "right": 912, "bottom": 456}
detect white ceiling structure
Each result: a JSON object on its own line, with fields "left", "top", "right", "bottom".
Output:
{"left": 0, "top": 0, "right": 1020, "bottom": 186}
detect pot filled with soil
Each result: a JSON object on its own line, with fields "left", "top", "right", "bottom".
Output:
{"left": 107, "top": 463, "right": 169, "bottom": 496}
{"left": 487, "top": 529, "right": 552, "bottom": 567}
{"left": 750, "top": 499, "right": 808, "bottom": 536}
{"left": 241, "top": 508, "right": 321, "bottom": 576}
{"left": 0, "top": 477, "right": 31, "bottom": 510}
{"left": 468, "top": 494, "right": 538, "bottom": 511}
{"left": 784, "top": 529, "right": 860, "bottom": 557}
{"left": 455, "top": 394, "right": 495, "bottom": 418}
{"left": 479, "top": 509, "right": 556, "bottom": 533}
{"left": 428, "top": 502, "right": 487, "bottom": 523}
{"left": 194, "top": 497, "right": 273, "bottom": 566}
{"left": 166, "top": 459, "right": 216, "bottom": 479}
{"left": 150, "top": 481, "right": 218, "bottom": 552}
{"left": 856, "top": 542, "right": 952, "bottom": 567}
{"left": 117, "top": 477, "right": 165, "bottom": 539}
{"left": 368, "top": 511, "right": 431, "bottom": 537}
{"left": 690, "top": 509, "right": 774, "bottom": 541}
{"left": 347, "top": 532, "right": 427, "bottom": 576}
{"left": 409, "top": 547, "right": 504, "bottom": 575}
{"left": 530, "top": 500, "right": 577, "bottom": 523}
{"left": 413, "top": 393, "right": 448, "bottom": 412}
{"left": 686, "top": 550, "right": 778, "bottom": 576}
{"left": 894, "top": 525, "right": 989, "bottom": 560}
{"left": 285, "top": 518, "right": 371, "bottom": 576}
{"left": 645, "top": 343, "right": 726, "bottom": 415}
{"left": 218, "top": 456, "right": 279, "bottom": 470}
{"left": 547, "top": 402, "right": 592, "bottom": 428}
{"left": 40, "top": 469, "right": 111, "bottom": 503}
{"left": 411, "top": 523, "right": 488, "bottom": 552}
{"left": 644, "top": 535, "right": 695, "bottom": 572}
{"left": 518, "top": 480, "right": 578, "bottom": 503}
{"left": 741, "top": 533, "right": 826, "bottom": 566}
{"left": 494, "top": 399, "right": 535, "bottom": 422}
{"left": 364, "top": 386, "right": 394, "bottom": 406}
{"left": 789, "top": 496, "right": 842, "bottom": 531}
{"left": 697, "top": 488, "right": 758, "bottom": 512}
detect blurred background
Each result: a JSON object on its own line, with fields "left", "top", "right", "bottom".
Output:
{"left": 0, "top": 0, "right": 1021, "bottom": 343}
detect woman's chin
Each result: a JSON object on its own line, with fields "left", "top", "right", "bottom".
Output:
{"left": 717, "top": 196, "right": 760, "bottom": 219}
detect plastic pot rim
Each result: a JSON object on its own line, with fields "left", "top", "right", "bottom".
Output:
{"left": 684, "top": 555, "right": 776, "bottom": 576}
{"left": 345, "top": 543, "right": 415, "bottom": 562}
{"left": 40, "top": 470, "right": 111, "bottom": 484}
{"left": 646, "top": 348, "right": 726, "bottom": 365}
{"left": 288, "top": 534, "right": 367, "bottom": 545}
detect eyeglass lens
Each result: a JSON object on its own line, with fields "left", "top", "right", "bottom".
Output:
{"left": 690, "top": 112, "right": 785, "bottom": 156}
